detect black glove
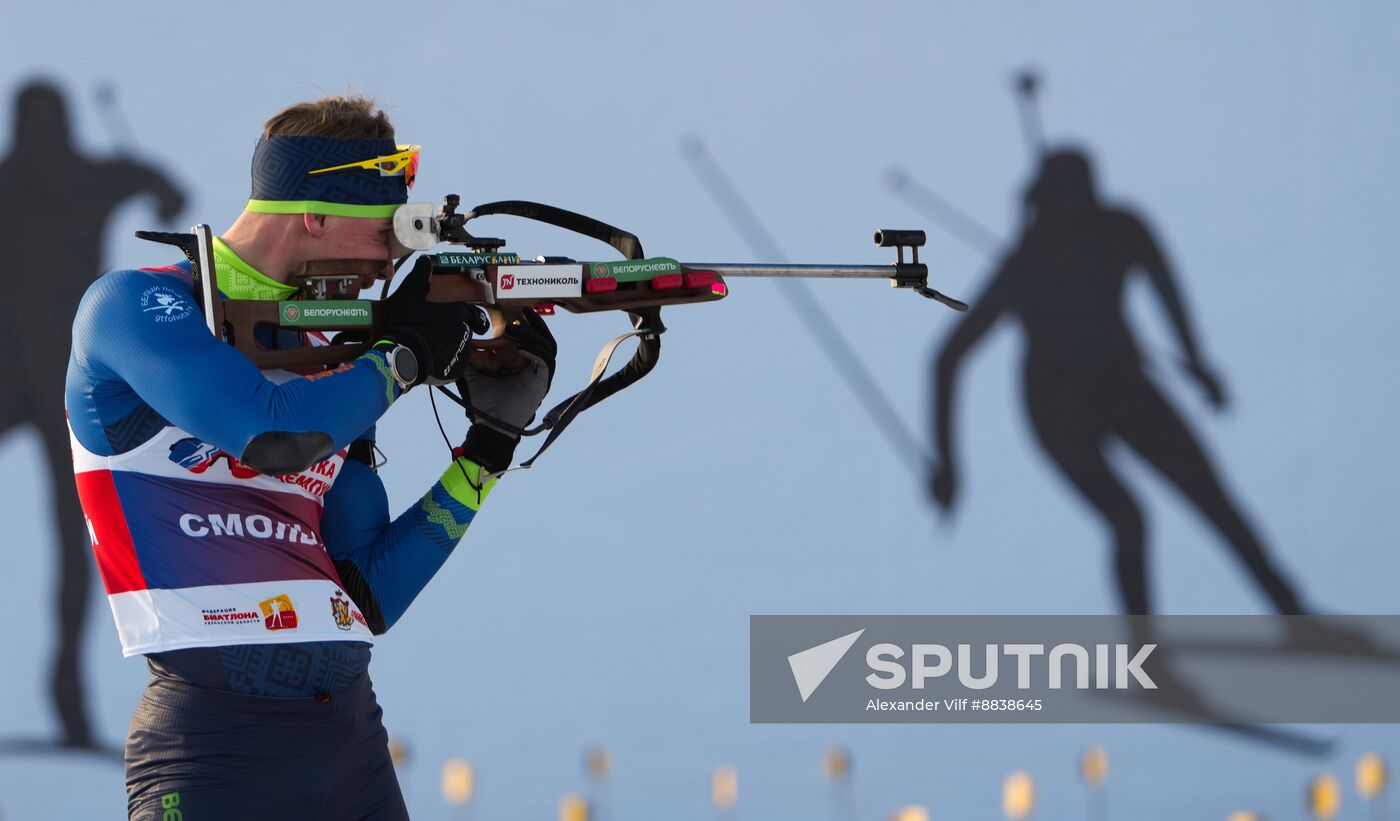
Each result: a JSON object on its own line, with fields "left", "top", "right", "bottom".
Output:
{"left": 458, "top": 309, "right": 557, "bottom": 472}
{"left": 380, "top": 256, "right": 488, "bottom": 387}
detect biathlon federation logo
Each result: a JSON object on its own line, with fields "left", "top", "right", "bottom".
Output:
{"left": 200, "top": 606, "right": 260, "bottom": 627}
{"left": 258, "top": 594, "right": 299, "bottom": 631}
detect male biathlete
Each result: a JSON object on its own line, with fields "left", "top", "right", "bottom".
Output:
{"left": 66, "top": 95, "right": 555, "bottom": 819}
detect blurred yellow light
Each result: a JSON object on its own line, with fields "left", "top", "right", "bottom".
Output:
{"left": 712, "top": 765, "right": 738, "bottom": 810}
{"left": 893, "top": 806, "right": 930, "bottom": 821}
{"left": 1080, "top": 745, "right": 1108, "bottom": 788}
{"left": 388, "top": 738, "right": 409, "bottom": 769}
{"left": 1226, "top": 812, "right": 1262, "bottom": 821}
{"left": 824, "top": 746, "right": 851, "bottom": 782}
{"left": 1357, "top": 753, "right": 1387, "bottom": 799}
{"left": 440, "top": 759, "right": 474, "bottom": 806}
{"left": 1308, "top": 774, "right": 1341, "bottom": 820}
{"left": 559, "top": 794, "right": 590, "bottom": 821}
{"left": 1003, "top": 771, "right": 1035, "bottom": 819}
{"left": 585, "top": 746, "right": 612, "bottom": 782}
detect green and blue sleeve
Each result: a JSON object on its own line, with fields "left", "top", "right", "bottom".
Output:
{"left": 320, "top": 455, "right": 498, "bottom": 632}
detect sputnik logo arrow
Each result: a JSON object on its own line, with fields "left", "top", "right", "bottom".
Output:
{"left": 788, "top": 629, "right": 865, "bottom": 702}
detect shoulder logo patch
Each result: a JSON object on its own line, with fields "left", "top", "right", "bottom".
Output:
{"left": 140, "top": 285, "right": 194, "bottom": 322}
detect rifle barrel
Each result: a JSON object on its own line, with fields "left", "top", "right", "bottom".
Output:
{"left": 686, "top": 263, "right": 895, "bottom": 279}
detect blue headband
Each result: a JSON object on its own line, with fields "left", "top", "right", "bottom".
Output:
{"left": 246, "top": 135, "right": 409, "bottom": 217}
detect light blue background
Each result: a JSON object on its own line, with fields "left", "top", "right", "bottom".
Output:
{"left": 1, "top": 2, "right": 1396, "bottom": 818}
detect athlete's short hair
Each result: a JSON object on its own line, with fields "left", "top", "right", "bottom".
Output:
{"left": 261, "top": 95, "right": 395, "bottom": 141}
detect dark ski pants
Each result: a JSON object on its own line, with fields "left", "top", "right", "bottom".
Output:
{"left": 125, "top": 669, "right": 409, "bottom": 820}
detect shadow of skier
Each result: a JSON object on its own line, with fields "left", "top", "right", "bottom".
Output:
{"left": 929, "top": 148, "right": 1305, "bottom": 617}
{"left": 0, "top": 79, "right": 184, "bottom": 749}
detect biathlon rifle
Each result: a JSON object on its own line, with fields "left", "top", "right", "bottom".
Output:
{"left": 138, "top": 196, "right": 966, "bottom": 465}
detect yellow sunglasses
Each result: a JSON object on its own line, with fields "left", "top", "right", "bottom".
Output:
{"left": 308, "top": 144, "right": 420, "bottom": 188}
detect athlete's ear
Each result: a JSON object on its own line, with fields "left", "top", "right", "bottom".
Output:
{"left": 302, "top": 213, "right": 329, "bottom": 238}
